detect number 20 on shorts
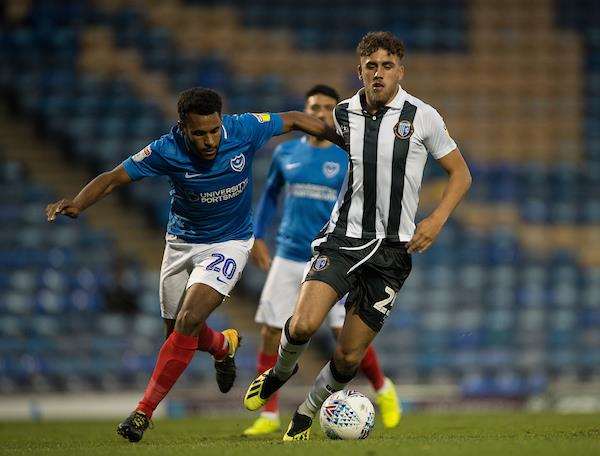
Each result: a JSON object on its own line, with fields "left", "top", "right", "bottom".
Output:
{"left": 206, "top": 253, "right": 237, "bottom": 280}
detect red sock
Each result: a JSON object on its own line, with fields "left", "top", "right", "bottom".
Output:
{"left": 137, "top": 331, "right": 198, "bottom": 418}
{"left": 257, "top": 351, "right": 279, "bottom": 414}
{"left": 360, "top": 345, "right": 385, "bottom": 391}
{"left": 197, "top": 323, "right": 229, "bottom": 360}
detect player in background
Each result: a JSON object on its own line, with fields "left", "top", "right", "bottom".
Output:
{"left": 243, "top": 32, "right": 472, "bottom": 441}
{"left": 243, "top": 85, "right": 401, "bottom": 436}
{"left": 45, "top": 87, "right": 342, "bottom": 443}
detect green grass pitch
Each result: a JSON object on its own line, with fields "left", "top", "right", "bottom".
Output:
{"left": 1, "top": 412, "right": 598, "bottom": 455}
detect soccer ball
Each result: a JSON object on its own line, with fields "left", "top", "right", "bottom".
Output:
{"left": 319, "top": 390, "right": 375, "bottom": 440}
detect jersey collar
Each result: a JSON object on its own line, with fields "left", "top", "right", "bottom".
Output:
{"left": 384, "top": 85, "right": 406, "bottom": 109}
{"left": 349, "top": 84, "right": 406, "bottom": 114}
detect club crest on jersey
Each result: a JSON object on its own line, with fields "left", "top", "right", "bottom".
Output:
{"left": 132, "top": 145, "right": 152, "bottom": 162}
{"left": 230, "top": 153, "right": 246, "bottom": 172}
{"left": 394, "top": 120, "right": 413, "bottom": 139}
{"left": 323, "top": 161, "right": 340, "bottom": 178}
{"left": 312, "top": 255, "right": 330, "bottom": 271}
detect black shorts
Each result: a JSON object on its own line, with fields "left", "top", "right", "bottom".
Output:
{"left": 304, "top": 235, "right": 412, "bottom": 332}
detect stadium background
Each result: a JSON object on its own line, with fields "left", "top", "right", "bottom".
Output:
{"left": 0, "top": 0, "right": 599, "bottom": 420}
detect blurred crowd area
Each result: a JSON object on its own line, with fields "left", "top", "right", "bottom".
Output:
{"left": 0, "top": 0, "right": 598, "bottom": 400}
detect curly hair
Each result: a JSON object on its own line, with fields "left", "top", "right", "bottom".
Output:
{"left": 305, "top": 84, "right": 340, "bottom": 103}
{"left": 356, "top": 31, "right": 405, "bottom": 60}
{"left": 177, "top": 87, "right": 222, "bottom": 121}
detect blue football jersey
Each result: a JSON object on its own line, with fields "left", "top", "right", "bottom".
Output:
{"left": 122, "top": 113, "right": 284, "bottom": 244}
{"left": 254, "top": 137, "right": 348, "bottom": 262}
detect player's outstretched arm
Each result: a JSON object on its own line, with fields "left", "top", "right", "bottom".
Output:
{"left": 46, "top": 164, "right": 133, "bottom": 222}
{"left": 278, "top": 111, "right": 344, "bottom": 148}
{"left": 406, "top": 148, "right": 471, "bottom": 253}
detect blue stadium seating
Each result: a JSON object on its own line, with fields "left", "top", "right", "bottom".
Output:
{"left": 0, "top": 0, "right": 598, "bottom": 398}
{"left": 186, "top": 0, "right": 468, "bottom": 52}
{"left": 558, "top": 0, "right": 600, "bottom": 168}
{"left": 0, "top": 158, "right": 234, "bottom": 393}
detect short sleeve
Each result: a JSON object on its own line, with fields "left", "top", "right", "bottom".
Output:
{"left": 122, "top": 138, "right": 170, "bottom": 180}
{"left": 423, "top": 107, "right": 457, "bottom": 160}
{"left": 239, "top": 113, "right": 284, "bottom": 150}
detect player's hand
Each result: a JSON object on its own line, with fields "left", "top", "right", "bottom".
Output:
{"left": 46, "top": 198, "right": 81, "bottom": 222}
{"left": 250, "top": 239, "right": 272, "bottom": 272}
{"left": 406, "top": 216, "right": 444, "bottom": 253}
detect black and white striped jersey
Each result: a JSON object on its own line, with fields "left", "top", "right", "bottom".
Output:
{"left": 325, "top": 86, "right": 457, "bottom": 241}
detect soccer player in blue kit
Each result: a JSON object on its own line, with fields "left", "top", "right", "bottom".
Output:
{"left": 243, "top": 85, "right": 400, "bottom": 436}
{"left": 45, "top": 87, "right": 341, "bottom": 443}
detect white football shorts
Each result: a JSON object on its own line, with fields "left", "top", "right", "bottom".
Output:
{"left": 255, "top": 255, "right": 346, "bottom": 329}
{"left": 159, "top": 234, "right": 254, "bottom": 319}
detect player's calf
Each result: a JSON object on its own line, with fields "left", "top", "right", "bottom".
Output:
{"left": 297, "top": 359, "right": 357, "bottom": 420}
{"left": 244, "top": 319, "right": 308, "bottom": 411}
{"left": 271, "top": 318, "right": 311, "bottom": 381}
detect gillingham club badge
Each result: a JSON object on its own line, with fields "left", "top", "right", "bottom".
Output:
{"left": 394, "top": 120, "right": 413, "bottom": 139}
{"left": 312, "top": 255, "right": 330, "bottom": 271}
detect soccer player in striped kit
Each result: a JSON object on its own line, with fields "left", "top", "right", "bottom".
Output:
{"left": 244, "top": 32, "right": 472, "bottom": 441}
{"left": 243, "top": 85, "right": 400, "bottom": 436}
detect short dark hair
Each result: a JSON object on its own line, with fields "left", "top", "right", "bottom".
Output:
{"left": 177, "top": 87, "right": 222, "bottom": 121}
{"left": 305, "top": 84, "right": 340, "bottom": 103}
{"left": 357, "top": 31, "right": 405, "bottom": 60}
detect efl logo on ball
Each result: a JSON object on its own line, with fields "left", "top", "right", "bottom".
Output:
{"left": 319, "top": 390, "right": 375, "bottom": 440}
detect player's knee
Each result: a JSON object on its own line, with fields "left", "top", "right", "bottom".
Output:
{"left": 174, "top": 309, "right": 203, "bottom": 335}
{"left": 288, "top": 317, "right": 317, "bottom": 342}
{"left": 333, "top": 346, "right": 363, "bottom": 372}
